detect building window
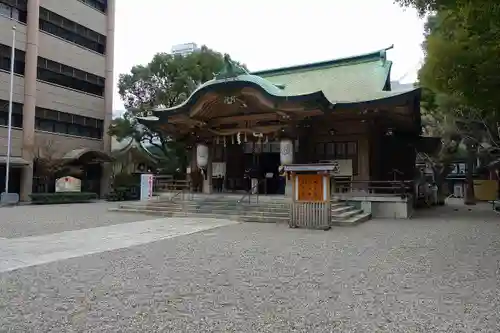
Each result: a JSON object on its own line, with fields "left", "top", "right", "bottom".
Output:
{"left": 315, "top": 141, "right": 358, "bottom": 175}
{"left": 35, "top": 106, "right": 103, "bottom": 139}
{"left": 0, "top": 99, "right": 23, "bottom": 128}
{"left": 39, "top": 8, "right": 106, "bottom": 54}
{"left": 0, "top": 1, "right": 27, "bottom": 23}
{"left": 0, "top": 44, "right": 25, "bottom": 75}
{"left": 77, "top": 0, "right": 107, "bottom": 13}
{"left": 37, "top": 57, "right": 105, "bottom": 96}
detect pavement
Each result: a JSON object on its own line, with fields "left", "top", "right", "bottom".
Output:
{"left": 0, "top": 202, "right": 499, "bottom": 332}
{"left": 0, "top": 217, "right": 238, "bottom": 273}
{"left": 0, "top": 202, "right": 154, "bottom": 238}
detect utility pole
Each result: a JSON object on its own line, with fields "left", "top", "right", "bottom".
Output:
{"left": 2, "top": 26, "right": 16, "bottom": 201}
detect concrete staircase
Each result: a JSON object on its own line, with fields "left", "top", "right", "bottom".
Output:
{"left": 330, "top": 200, "right": 371, "bottom": 226}
{"left": 110, "top": 194, "right": 371, "bottom": 226}
{"left": 110, "top": 195, "right": 291, "bottom": 223}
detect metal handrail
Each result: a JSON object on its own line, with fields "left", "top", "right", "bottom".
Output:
{"left": 170, "top": 190, "right": 183, "bottom": 201}
{"left": 238, "top": 178, "right": 265, "bottom": 204}
{"left": 152, "top": 177, "right": 191, "bottom": 201}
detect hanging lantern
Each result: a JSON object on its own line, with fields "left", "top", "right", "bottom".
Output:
{"left": 196, "top": 144, "right": 209, "bottom": 168}
{"left": 280, "top": 139, "right": 294, "bottom": 165}
{"left": 223, "top": 136, "right": 227, "bottom": 147}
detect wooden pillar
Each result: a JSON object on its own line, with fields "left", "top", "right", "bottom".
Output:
{"left": 202, "top": 144, "right": 213, "bottom": 194}
{"left": 280, "top": 138, "right": 294, "bottom": 197}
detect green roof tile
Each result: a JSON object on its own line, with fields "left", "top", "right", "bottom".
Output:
{"left": 253, "top": 46, "right": 394, "bottom": 103}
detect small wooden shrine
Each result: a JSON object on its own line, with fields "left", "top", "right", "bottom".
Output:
{"left": 284, "top": 163, "right": 339, "bottom": 230}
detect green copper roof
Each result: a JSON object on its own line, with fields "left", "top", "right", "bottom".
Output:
{"left": 111, "top": 136, "right": 161, "bottom": 162}
{"left": 139, "top": 45, "right": 418, "bottom": 122}
{"left": 252, "top": 46, "right": 394, "bottom": 103}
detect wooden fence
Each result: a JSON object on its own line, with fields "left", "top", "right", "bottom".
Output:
{"left": 290, "top": 201, "right": 331, "bottom": 230}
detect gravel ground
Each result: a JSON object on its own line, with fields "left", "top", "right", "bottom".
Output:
{"left": 0, "top": 202, "right": 153, "bottom": 238}
{"left": 1, "top": 210, "right": 499, "bottom": 332}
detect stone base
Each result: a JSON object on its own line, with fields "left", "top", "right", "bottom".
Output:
{"left": 19, "top": 164, "right": 33, "bottom": 202}
{"left": 334, "top": 194, "right": 414, "bottom": 219}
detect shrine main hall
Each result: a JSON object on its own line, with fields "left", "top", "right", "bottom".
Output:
{"left": 138, "top": 46, "right": 425, "bottom": 195}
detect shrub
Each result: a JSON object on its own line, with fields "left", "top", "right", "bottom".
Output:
{"left": 106, "top": 173, "right": 141, "bottom": 201}
{"left": 113, "top": 173, "right": 140, "bottom": 187}
{"left": 105, "top": 186, "right": 140, "bottom": 201}
{"left": 30, "top": 192, "right": 98, "bottom": 204}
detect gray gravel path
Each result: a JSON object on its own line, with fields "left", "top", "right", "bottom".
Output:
{"left": 0, "top": 202, "right": 153, "bottom": 238}
{"left": 1, "top": 213, "right": 499, "bottom": 332}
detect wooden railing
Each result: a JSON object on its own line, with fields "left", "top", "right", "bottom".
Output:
{"left": 332, "top": 180, "right": 414, "bottom": 198}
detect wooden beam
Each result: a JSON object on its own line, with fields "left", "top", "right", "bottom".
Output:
{"left": 208, "top": 112, "right": 280, "bottom": 125}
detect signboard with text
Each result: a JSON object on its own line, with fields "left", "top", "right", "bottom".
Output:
{"left": 140, "top": 174, "right": 154, "bottom": 201}
{"left": 55, "top": 176, "right": 82, "bottom": 192}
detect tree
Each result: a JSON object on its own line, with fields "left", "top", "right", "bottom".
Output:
{"left": 110, "top": 46, "right": 246, "bottom": 175}
{"left": 394, "top": 0, "right": 500, "bottom": 123}
{"left": 34, "top": 138, "right": 66, "bottom": 178}
{"left": 394, "top": 0, "right": 494, "bottom": 15}
{"left": 394, "top": 0, "right": 500, "bottom": 204}
{"left": 394, "top": 0, "right": 500, "bottom": 117}
{"left": 33, "top": 138, "right": 74, "bottom": 193}
{"left": 419, "top": 89, "right": 461, "bottom": 202}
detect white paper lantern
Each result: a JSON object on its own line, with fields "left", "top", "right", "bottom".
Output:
{"left": 280, "top": 139, "right": 294, "bottom": 165}
{"left": 196, "top": 144, "right": 209, "bottom": 168}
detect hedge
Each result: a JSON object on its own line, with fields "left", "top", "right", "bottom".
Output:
{"left": 105, "top": 186, "right": 140, "bottom": 201}
{"left": 30, "top": 192, "right": 98, "bottom": 204}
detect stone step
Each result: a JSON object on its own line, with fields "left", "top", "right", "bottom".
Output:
{"left": 183, "top": 209, "right": 289, "bottom": 217}
{"left": 330, "top": 206, "right": 355, "bottom": 214}
{"left": 128, "top": 199, "right": 290, "bottom": 207}
{"left": 331, "top": 208, "right": 363, "bottom": 219}
{"left": 118, "top": 202, "right": 289, "bottom": 211}
{"left": 331, "top": 213, "right": 371, "bottom": 226}
{"left": 108, "top": 208, "right": 175, "bottom": 216}
{"left": 181, "top": 203, "right": 290, "bottom": 210}
{"left": 115, "top": 206, "right": 289, "bottom": 217}
{"left": 118, "top": 202, "right": 290, "bottom": 212}
{"left": 108, "top": 208, "right": 289, "bottom": 223}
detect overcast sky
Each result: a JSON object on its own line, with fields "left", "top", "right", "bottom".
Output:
{"left": 113, "top": 0, "right": 425, "bottom": 111}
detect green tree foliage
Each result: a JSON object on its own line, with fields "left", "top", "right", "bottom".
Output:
{"left": 395, "top": 0, "right": 500, "bottom": 122}
{"left": 397, "top": 0, "right": 500, "bottom": 203}
{"left": 109, "top": 46, "right": 246, "bottom": 174}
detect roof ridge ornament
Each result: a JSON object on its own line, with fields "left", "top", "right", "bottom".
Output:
{"left": 214, "top": 54, "right": 249, "bottom": 80}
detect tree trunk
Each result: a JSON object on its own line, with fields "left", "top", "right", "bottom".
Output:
{"left": 464, "top": 145, "right": 476, "bottom": 205}
{"left": 434, "top": 172, "right": 446, "bottom": 205}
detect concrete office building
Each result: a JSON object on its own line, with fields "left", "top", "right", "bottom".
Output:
{"left": 0, "top": 0, "right": 115, "bottom": 200}
{"left": 171, "top": 42, "right": 199, "bottom": 56}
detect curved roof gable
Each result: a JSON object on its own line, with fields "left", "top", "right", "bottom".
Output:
{"left": 148, "top": 57, "right": 329, "bottom": 115}
{"left": 111, "top": 136, "right": 162, "bottom": 162}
